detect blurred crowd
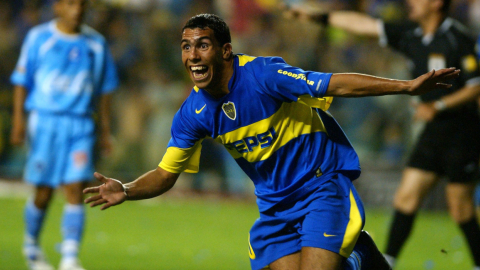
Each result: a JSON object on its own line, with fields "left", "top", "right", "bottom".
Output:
{"left": 0, "top": 0, "right": 478, "bottom": 195}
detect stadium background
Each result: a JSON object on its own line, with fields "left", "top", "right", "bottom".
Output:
{"left": 0, "top": 0, "right": 479, "bottom": 269}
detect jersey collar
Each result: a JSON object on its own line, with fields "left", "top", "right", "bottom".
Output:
{"left": 414, "top": 17, "right": 453, "bottom": 46}
{"left": 50, "top": 20, "right": 83, "bottom": 40}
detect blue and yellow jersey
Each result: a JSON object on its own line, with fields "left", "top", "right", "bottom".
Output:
{"left": 160, "top": 54, "right": 360, "bottom": 211}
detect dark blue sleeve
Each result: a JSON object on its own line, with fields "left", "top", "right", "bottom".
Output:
{"left": 248, "top": 57, "right": 332, "bottom": 102}
{"left": 168, "top": 100, "right": 206, "bottom": 149}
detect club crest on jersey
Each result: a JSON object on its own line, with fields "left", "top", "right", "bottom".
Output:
{"left": 222, "top": 101, "right": 236, "bottom": 120}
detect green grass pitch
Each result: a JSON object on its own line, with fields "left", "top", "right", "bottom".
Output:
{"left": 0, "top": 195, "right": 473, "bottom": 269}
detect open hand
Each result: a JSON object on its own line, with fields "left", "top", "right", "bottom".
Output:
{"left": 408, "top": 68, "right": 460, "bottom": 96}
{"left": 83, "top": 172, "right": 126, "bottom": 210}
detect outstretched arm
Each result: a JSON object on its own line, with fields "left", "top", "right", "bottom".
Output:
{"left": 325, "top": 68, "right": 461, "bottom": 97}
{"left": 414, "top": 83, "right": 480, "bottom": 121}
{"left": 83, "top": 167, "right": 179, "bottom": 210}
{"left": 283, "top": 6, "right": 381, "bottom": 37}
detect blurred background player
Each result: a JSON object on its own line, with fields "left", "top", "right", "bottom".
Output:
{"left": 10, "top": 0, "right": 118, "bottom": 269}
{"left": 284, "top": 0, "right": 480, "bottom": 269}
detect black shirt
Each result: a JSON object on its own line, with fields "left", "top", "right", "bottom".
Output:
{"left": 382, "top": 18, "right": 480, "bottom": 119}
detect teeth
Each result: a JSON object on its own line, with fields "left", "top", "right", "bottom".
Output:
{"left": 191, "top": 66, "right": 206, "bottom": 71}
{"left": 193, "top": 72, "right": 208, "bottom": 79}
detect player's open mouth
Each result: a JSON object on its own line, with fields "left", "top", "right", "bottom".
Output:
{"left": 191, "top": 65, "right": 209, "bottom": 80}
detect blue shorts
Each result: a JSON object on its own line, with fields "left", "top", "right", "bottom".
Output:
{"left": 25, "top": 111, "right": 96, "bottom": 187}
{"left": 249, "top": 173, "right": 365, "bottom": 270}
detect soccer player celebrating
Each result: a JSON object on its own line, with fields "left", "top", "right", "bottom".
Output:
{"left": 10, "top": 0, "right": 118, "bottom": 269}
{"left": 284, "top": 0, "right": 480, "bottom": 269}
{"left": 84, "top": 14, "right": 459, "bottom": 270}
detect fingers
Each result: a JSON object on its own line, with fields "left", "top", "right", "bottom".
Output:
{"left": 433, "top": 68, "right": 460, "bottom": 78}
{"left": 84, "top": 194, "right": 102, "bottom": 204}
{"left": 94, "top": 172, "right": 108, "bottom": 183}
{"left": 440, "top": 69, "right": 461, "bottom": 80}
{"left": 101, "top": 202, "right": 114, "bottom": 211}
{"left": 435, "top": 83, "right": 453, "bottom": 89}
{"left": 83, "top": 186, "right": 100, "bottom": 194}
{"left": 91, "top": 199, "right": 108, "bottom": 208}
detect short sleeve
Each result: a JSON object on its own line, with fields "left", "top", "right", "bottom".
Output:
{"left": 10, "top": 30, "right": 38, "bottom": 89}
{"left": 249, "top": 56, "right": 333, "bottom": 104}
{"left": 158, "top": 105, "right": 206, "bottom": 174}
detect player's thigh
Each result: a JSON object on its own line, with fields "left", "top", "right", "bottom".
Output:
{"left": 269, "top": 247, "right": 344, "bottom": 270}
{"left": 251, "top": 174, "right": 363, "bottom": 270}
{"left": 269, "top": 251, "right": 300, "bottom": 270}
{"left": 24, "top": 112, "right": 60, "bottom": 186}
{"left": 63, "top": 117, "right": 95, "bottom": 185}
{"left": 300, "top": 247, "right": 344, "bottom": 270}
{"left": 249, "top": 214, "right": 303, "bottom": 270}
{"left": 446, "top": 182, "right": 476, "bottom": 223}
{"left": 301, "top": 174, "right": 365, "bottom": 258}
{"left": 394, "top": 167, "right": 438, "bottom": 213}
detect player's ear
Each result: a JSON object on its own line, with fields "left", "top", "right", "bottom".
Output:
{"left": 222, "top": 43, "right": 233, "bottom": 60}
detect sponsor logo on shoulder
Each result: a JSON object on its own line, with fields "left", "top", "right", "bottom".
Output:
{"left": 277, "top": 69, "right": 315, "bottom": 85}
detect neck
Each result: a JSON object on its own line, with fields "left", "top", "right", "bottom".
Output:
{"left": 205, "top": 59, "right": 234, "bottom": 98}
{"left": 56, "top": 19, "right": 81, "bottom": 34}
{"left": 419, "top": 13, "right": 445, "bottom": 35}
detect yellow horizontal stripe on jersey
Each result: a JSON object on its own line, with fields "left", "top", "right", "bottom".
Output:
{"left": 159, "top": 139, "right": 203, "bottom": 174}
{"left": 215, "top": 101, "right": 327, "bottom": 162}
{"left": 298, "top": 95, "right": 333, "bottom": 111}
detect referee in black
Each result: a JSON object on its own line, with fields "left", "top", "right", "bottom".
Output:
{"left": 285, "top": 0, "right": 480, "bottom": 269}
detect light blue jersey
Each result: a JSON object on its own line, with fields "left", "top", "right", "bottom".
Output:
{"left": 11, "top": 20, "right": 118, "bottom": 115}
{"left": 11, "top": 20, "right": 118, "bottom": 186}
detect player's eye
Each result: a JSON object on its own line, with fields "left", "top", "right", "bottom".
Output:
{"left": 200, "top": 43, "right": 209, "bottom": 49}
{"left": 182, "top": 44, "right": 191, "bottom": 51}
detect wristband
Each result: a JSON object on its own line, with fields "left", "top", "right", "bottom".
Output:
{"left": 313, "top": 13, "right": 329, "bottom": 26}
{"left": 433, "top": 100, "right": 447, "bottom": 111}
{"left": 122, "top": 184, "right": 129, "bottom": 199}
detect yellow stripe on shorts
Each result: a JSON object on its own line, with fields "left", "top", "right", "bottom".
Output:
{"left": 339, "top": 189, "right": 363, "bottom": 257}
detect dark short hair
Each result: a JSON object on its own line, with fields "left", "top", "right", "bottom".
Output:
{"left": 182, "top": 14, "right": 231, "bottom": 46}
{"left": 441, "top": 0, "right": 451, "bottom": 13}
